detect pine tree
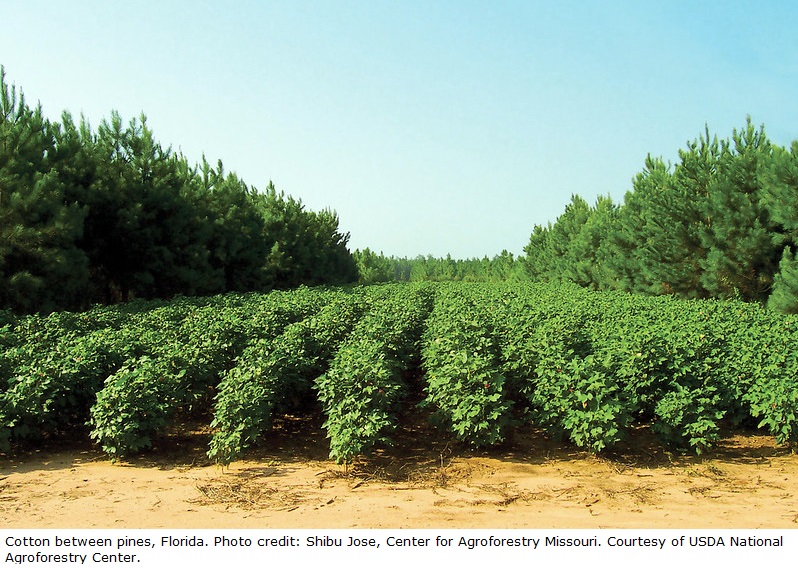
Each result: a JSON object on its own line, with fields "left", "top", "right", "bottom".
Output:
{"left": 0, "top": 67, "right": 89, "bottom": 313}
{"left": 768, "top": 248, "right": 798, "bottom": 313}
{"left": 522, "top": 224, "right": 551, "bottom": 281}
{"left": 86, "top": 112, "right": 216, "bottom": 301}
{"left": 567, "top": 195, "right": 617, "bottom": 289}
{"left": 547, "top": 194, "right": 591, "bottom": 281}
{"left": 762, "top": 141, "right": 798, "bottom": 311}
{"left": 698, "top": 118, "right": 776, "bottom": 302}
{"left": 255, "top": 182, "right": 357, "bottom": 289}
{"left": 523, "top": 195, "right": 590, "bottom": 283}
{"left": 188, "top": 157, "right": 268, "bottom": 293}
{"left": 762, "top": 141, "right": 798, "bottom": 239}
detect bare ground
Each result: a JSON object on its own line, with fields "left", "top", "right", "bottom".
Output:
{"left": 2, "top": 417, "right": 797, "bottom": 529}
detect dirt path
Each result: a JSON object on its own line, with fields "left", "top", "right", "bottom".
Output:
{"left": 2, "top": 423, "right": 797, "bottom": 529}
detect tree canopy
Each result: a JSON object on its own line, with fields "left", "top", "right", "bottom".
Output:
{"left": 0, "top": 68, "right": 357, "bottom": 314}
{"left": 521, "top": 118, "right": 798, "bottom": 313}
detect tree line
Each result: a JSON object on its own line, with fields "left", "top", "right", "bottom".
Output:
{"left": 0, "top": 67, "right": 357, "bottom": 314}
{"left": 523, "top": 119, "right": 798, "bottom": 313}
{"left": 4, "top": 64, "right": 797, "bottom": 314}
{"left": 353, "top": 119, "right": 798, "bottom": 314}
{"left": 352, "top": 248, "right": 525, "bottom": 284}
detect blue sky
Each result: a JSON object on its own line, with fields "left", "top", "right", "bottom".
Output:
{"left": 2, "top": 1, "right": 797, "bottom": 258}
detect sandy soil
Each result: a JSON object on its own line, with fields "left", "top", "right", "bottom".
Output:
{"left": 1, "top": 419, "right": 797, "bottom": 529}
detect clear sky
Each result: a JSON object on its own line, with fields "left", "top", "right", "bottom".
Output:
{"left": 2, "top": 1, "right": 797, "bottom": 259}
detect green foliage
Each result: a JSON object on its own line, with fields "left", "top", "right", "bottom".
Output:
{"left": 352, "top": 248, "right": 403, "bottom": 284}
{"left": 317, "top": 338, "right": 403, "bottom": 461}
{"left": 0, "top": 67, "right": 357, "bottom": 314}
{"left": 316, "top": 284, "right": 433, "bottom": 462}
{"left": 90, "top": 291, "right": 324, "bottom": 458}
{"left": 352, "top": 250, "right": 525, "bottom": 284}
{"left": 0, "top": 68, "right": 89, "bottom": 313}
{"left": 1, "top": 327, "right": 138, "bottom": 452}
{"left": 255, "top": 184, "right": 358, "bottom": 289}
{"left": 533, "top": 352, "right": 630, "bottom": 452}
{"left": 512, "top": 310, "right": 627, "bottom": 452}
{"left": 521, "top": 119, "right": 798, "bottom": 311}
{"left": 768, "top": 248, "right": 798, "bottom": 313}
{"left": 762, "top": 141, "right": 798, "bottom": 245}
{"left": 4, "top": 282, "right": 798, "bottom": 460}
{"left": 89, "top": 356, "right": 171, "bottom": 457}
{"left": 741, "top": 317, "right": 798, "bottom": 447}
{"left": 421, "top": 286, "right": 513, "bottom": 446}
{"left": 697, "top": 119, "right": 776, "bottom": 301}
{"left": 208, "top": 290, "right": 371, "bottom": 464}
{"left": 652, "top": 385, "right": 724, "bottom": 454}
